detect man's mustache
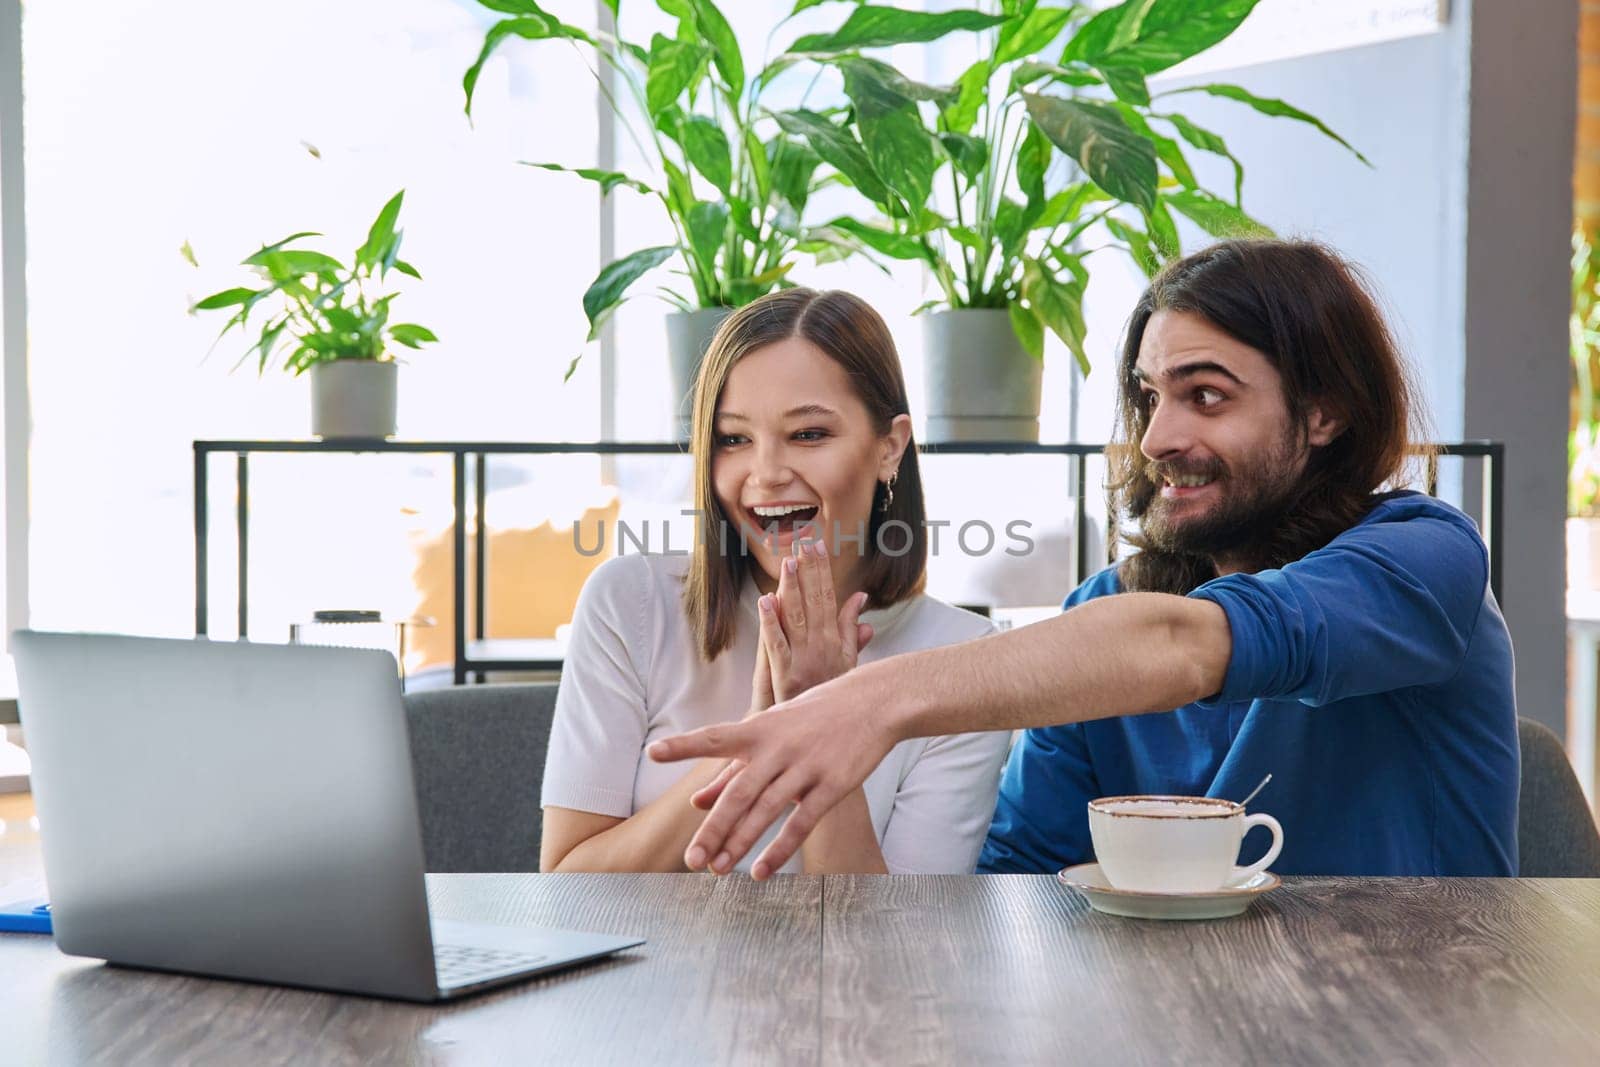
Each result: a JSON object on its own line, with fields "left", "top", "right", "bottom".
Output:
{"left": 1145, "top": 458, "right": 1227, "bottom": 485}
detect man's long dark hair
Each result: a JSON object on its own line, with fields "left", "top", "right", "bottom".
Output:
{"left": 1109, "top": 239, "right": 1432, "bottom": 595}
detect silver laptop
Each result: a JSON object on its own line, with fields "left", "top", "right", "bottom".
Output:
{"left": 11, "top": 630, "right": 642, "bottom": 1002}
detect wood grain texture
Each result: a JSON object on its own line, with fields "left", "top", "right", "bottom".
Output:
{"left": 2, "top": 873, "right": 822, "bottom": 1067}
{"left": 7, "top": 838, "right": 1600, "bottom": 1067}
{"left": 821, "top": 875, "right": 1600, "bottom": 1066}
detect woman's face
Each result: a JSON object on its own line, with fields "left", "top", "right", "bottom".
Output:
{"left": 711, "top": 335, "right": 910, "bottom": 598}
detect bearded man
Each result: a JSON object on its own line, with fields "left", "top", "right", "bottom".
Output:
{"left": 650, "top": 239, "right": 1519, "bottom": 880}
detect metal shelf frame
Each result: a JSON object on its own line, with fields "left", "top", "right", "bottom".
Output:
{"left": 193, "top": 439, "right": 1503, "bottom": 685}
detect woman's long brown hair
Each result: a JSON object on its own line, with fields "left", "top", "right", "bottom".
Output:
{"left": 1110, "top": 239, "right": 1434, "bottom": 594}
{"left": 683, "top": 289, "right": 927, "bottom": 661}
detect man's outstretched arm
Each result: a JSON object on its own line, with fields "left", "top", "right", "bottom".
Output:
{"left": 647, "top": 591, "right": 1231, "bottom": 879}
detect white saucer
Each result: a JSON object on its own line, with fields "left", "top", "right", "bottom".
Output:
{"left": 1056, "top": 862, "right": 1281, "bottom": 921}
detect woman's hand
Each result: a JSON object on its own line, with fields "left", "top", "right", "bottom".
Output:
{"left": 758, "top": 539, "right": 873, "bottom": 705}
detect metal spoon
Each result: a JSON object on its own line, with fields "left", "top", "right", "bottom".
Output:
{"left": 1238, "top": 773, "right": 1272, "bottom": 808}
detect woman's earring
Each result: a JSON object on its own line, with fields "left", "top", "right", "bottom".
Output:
{"left": 879, "top": 472, "right": 897, "bottom": 513}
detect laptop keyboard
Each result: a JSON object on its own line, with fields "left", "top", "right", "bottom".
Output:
{"left": 434, "top": 943, "right": 551, "bottom": 988}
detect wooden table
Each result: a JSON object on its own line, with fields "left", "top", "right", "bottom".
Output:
{"left": 5, "top": 818, "right": 1600, "bottom": 1064}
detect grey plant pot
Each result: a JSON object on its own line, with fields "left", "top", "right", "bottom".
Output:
{"left": 922, "top": 309, "right": 1043, "bottom": 442}
{"left": 311, "top": 359, "right": 398, "bottom": 440}
{"left": 666, "top": 307, "right": 733, "bottom": 441}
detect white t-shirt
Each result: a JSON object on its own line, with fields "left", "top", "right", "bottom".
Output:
{"left": 542, "top": 553, "right": 1011, "bottom": 874}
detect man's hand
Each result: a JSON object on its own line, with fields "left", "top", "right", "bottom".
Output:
{"left": 647, "top": 667, "right": 898, "bottom": 879}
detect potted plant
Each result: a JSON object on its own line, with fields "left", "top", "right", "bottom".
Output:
{"left": 188, "top": 191, "right": 438, "bottom": 439}
{"left": 461, "top": 0, "right": 1004, "bottom": 437}
{"left": 776, "top": 0, "right": 1367, "bottom": 440}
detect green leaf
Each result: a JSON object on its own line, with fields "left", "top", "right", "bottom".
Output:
{"left": 1008, "top": 302, "right": 1045, "bottom": 360}
{"left": 836, "top": 55, "right": 956, "bottom": 120}
{"left": 858, "top": 104, "right": 940, "bottom": 211}
{"left": 769, "top": 139, "right": 822, "bottom": 209}
{"left": 393, "top": 260, "right": 423, "bottom": 280}
{"left": 1163, "top": 82, "right": 1370, "bottom": 165}
{"left": 1023, "top": 93, "right": 1157, "bottom": 211}
{"left": 1016, "top": 121, "right": 1051, "bottom": 207}
{"left": 1096, "top": 64, "right": 1149, "bottom": 106}
{"left": 745, "top": 128, "right": 772, "bottom": 203}
{"left": 1022, "top": 256, "right": 1088, "bottom": 371}
{"left": 1036, "top": 182, "right": 1109, "bottom": 228}
{"left": 646, "top": 34, "right": 710, "bottom": 116}
{"left": 685, "top": 201, "right": 731, "bottom": 277}
{"left": 995, "top": 5, "right": 1073, "bottom": 65}
{"left": 774, "top": 109, "right": 896, "bottom": 207}
{"left": 1114, "top": 104, "right": 1194, "bottom": 188}
{"left": 356, "top": 191, "right": 404, "bottom": 271}
{"left": 582, "top": 245, "right": 677, "bottom": 340}
{"left": 1104, "top": 0, "right": 1260, "bottom": 75}
{"left": 192, "top": 287, "right": 257, "bottom": 311}
{"left": 1144, "top": 200, "right": 1180, "bottom": 259}
{"left": 787, "top": 6, "right": 1006, "bottom": 54}
{"left": 388, "top": 323, "right": 439, "bottom": 349}
{"left": 1009, "top": 61, "right": 1100, "bottom": 94}
{"left": 690, "top": 0, "right": 744, "bottom": 99}
{"left": 660, "top": 156, "right": 697, "bottom": 220}
{"left": 791, "top": 0, "right": 847, "bottom": 12}
{"left": 993, "top": 196, "right": 1032, "bottom": 264}
{"left": 1064, "top": 0, "right": 1258, "bottom": 74}
{"left": 248, "top": 231, "right": 320, "bottom": 259}
{"left": 820, "top": 216, "right": 926, "bottom": 260}
{"left": 942, "top": 61, "right": 990, "bottom": 136}
{"left": 522, "top": 162, "right": 655, "bottom": 196}
{"left": 1161, "top": 113, "right": 1241, "bottom": 201}
{"left": 1106, "top": 216, "right": 1160, "bottom": 276}
{"left": 947, "top": 225, "right": 985, "bottom": 253}
{"left": 179, "top": 240, "right": 198, "bottom": 268}
{"left": 476, "top": 1, "right": 562, "bottom": 14}
{"left": 939, "top": 132, "right": 988, "bottom": 182}
{"left": 1106, "top": 0, "right": 1159, "bottom": 52}
{"left": 680, "top": 117, "right": 734, "bottom": 195}
{"left": 248, "top": 249, "right": 347, "bottom": 278}
{"left": 463, "top": 15, "right": 593, "bottom": 116}
{"left": 1165, "top": 189, "right": 1273, "bottom": 239}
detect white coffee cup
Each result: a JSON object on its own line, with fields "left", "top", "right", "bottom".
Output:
{"left": 1087, "top": 795, "right": 1284, "bottom": 894}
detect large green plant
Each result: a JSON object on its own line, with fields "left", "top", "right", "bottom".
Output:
{"left": 189, "top": 191, "right": 438, "bottom": 374}
{"left": 462, "top": 0, "right": 1002, "bottom": 376}
{"left": 776, "top": 0, "right": 1367, "bottom": 370}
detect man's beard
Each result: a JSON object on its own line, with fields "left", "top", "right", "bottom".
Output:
{"left": 1140, "top": 435, "right": 1302, "bottom": 565}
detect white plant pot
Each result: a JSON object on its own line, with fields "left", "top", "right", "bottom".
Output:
{"left": 311, "top": 359, "right": 398, "bottom": 440}
{"left": 666, "top": 308, "right": 733, "bottom": 441}
{"left": 922, "top": 309, "right": 1043, "bottom": 443}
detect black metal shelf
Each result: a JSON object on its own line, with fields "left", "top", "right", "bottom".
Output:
{"left": 194, "top": 439, "right": 1503, "bottom": 685}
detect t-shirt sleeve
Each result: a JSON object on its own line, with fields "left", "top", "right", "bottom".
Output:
{"left": 540, "top": 557, "right": 652, "bottom": 817}
{"left": 1187, "top": 503, "right": 1489, "bottom": 707}
{"left": 976, "top": 722, "right": 1100, "bottom": 873}
{"left": 976, "top": 567, "right": 1118, "bottom": 874}
{"left": 878, "top": 728, "right": 1012, "bottom": 874}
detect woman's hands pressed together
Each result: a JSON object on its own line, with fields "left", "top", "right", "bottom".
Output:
{"left": 700, "top": 538, "right": 888, "bottom": 877}
{"left": 755, "top": 539, "right": 873, "bottom": 705}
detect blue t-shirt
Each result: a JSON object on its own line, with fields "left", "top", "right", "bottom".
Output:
{"left": 978, "top": 491, "right": 1519, "bottom": 877}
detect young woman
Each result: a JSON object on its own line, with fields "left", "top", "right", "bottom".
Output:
{"left": 539, "top": 289, "right": 1009, "bottom": 875}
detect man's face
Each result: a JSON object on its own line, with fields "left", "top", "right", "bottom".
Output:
{"left": 1134, "top": 310, "right": 1334, "bottom": 567}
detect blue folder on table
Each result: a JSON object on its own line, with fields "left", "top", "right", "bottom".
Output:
{"left": 0, "top": 898, "right": 52, "bottom": 934}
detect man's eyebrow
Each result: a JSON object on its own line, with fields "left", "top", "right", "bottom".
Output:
{"left": 1134, "top": 360, "right": 1247, "bottom": 387}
